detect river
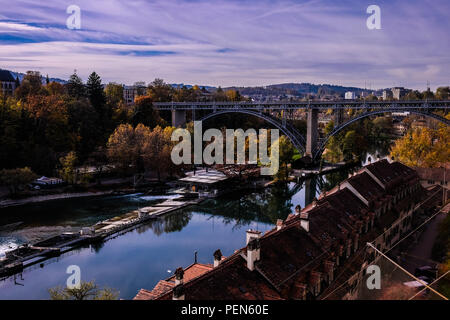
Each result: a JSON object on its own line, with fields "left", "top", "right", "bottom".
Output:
{"left": 0, "top": 150, "right": 388, "bottom": 300}
{"left": 0, "top": 182, "right": 314, "bottom": 299}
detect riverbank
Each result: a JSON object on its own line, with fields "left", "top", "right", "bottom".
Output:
{"left": 0, "top": 191, "right": 115, "bottom": 209}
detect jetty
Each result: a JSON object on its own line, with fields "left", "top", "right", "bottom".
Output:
{"left": 0, "top": 195, "right": 203, "bottom": 279}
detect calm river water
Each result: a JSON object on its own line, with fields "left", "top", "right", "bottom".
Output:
{"left": 0, "top": 148, "right": 388, "bottom": 300}
{"left": 0, "top": 181, "right": 322, "bottom": 300}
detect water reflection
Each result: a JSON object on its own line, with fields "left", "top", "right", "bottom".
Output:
{"left": 144, "top": 211, "right": 193, "bottom": 236}
{"left": 0, "top": 169, "right": 359, "bottom": 299}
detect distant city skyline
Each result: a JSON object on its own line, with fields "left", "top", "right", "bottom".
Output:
{"left": 0, "top": 0, "right": 449, "bottom": 90}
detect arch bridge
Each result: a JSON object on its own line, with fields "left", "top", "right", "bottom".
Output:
{"left": 154, "top": 100, "right": 450, "bottom": 162}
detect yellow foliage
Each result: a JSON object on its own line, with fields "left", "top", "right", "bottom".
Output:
{"left": 390, "top": 123, "right": 449, "bottom": 167}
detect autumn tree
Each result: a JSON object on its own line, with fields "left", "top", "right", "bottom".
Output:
{"left": 132, "top": 95, "right": 163, "bottom": 128}
{"left": 15, "top": 71, "right": 43, "bottom": 100}
{"left": 49, "top": 280, "right": 119, "bottom": 300}
{"left": 390, "top": 117, "right": 450, "bottom": 167}
{"left": 46, "top": 81, "right": 66, "bottom": 96}
{"left": 107, "top": 123, "right": 151, "bottom": 174}
{"left": 436, "top": 87, "right": 450, "bottom": 100}
{"left": 142, "top": 126, "right": 177, "bottom": 180}
{"left": 274, "top": 135, "right": 295, "bottom": 181}
{"left": 225, "top": 89, "right": 241, "bottom": 101}
{"left": 147, "top": 78, "right": 174, "bottom": 102}
{"left": 0, "top": 167, "right": 37, "bottom": 196}
{"left": 59, "top": 151, "right": 78, "bottom": 184}
{"left": 105, "top": 82, "right": 124, "bottom": 106}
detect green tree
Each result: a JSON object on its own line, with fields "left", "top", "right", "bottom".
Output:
{"left": 49, "top": 280, "right": 119, "bottom": 300}
{"left": 86, "top": 72, "right": 106, "bottom": 115}
{"left": 66, "top": 72, "right": 86, "bottom": 98}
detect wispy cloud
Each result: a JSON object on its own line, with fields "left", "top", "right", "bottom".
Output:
{"left": 0, "top": 0, "right": 448, "bottom": 89}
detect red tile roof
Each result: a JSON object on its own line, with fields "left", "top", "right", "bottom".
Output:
{"left": 133, "top": 263, "right": 213, "bottom": 300}
{"left": 166, "top": 263, "right": 213, "bottom": 283}
{"left": 347, "top": 171, "right": 384, "bottom": 204}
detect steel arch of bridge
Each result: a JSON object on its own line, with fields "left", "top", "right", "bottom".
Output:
{"left": 313, "top": 109, "right": 450, "bottom": 161}
{"left": 199, "top": 109, "right": 306, "bottom": 154}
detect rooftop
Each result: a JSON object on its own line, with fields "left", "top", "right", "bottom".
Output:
{"left": 139, "top": 160, "right": 426, "bottom": 300}
{"left": 179, "top": 169, "right": 229, "bottom": 185}
{"left": 0, "top": 70, "right": 15, "bottom": 82}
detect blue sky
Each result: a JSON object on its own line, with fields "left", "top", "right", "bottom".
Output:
{"left": 0, "top": 0, "right": 449, "bottom": 89}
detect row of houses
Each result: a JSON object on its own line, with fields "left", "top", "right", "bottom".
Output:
{"left": 344, "top": 87, "right": 412, "bottom": 100}
{"left": 134, "top": 159, "right": 444, "bottom": 300}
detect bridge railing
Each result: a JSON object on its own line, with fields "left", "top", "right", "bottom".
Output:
{"left": 154, "top": 100, "right": 450, "bottom": 110}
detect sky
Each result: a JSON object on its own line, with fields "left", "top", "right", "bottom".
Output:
{"left": 0, "top": 0, "right": 449, "bottom": 90}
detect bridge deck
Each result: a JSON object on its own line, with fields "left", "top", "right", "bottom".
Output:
{"left": 154, "top": 100, "right": 450, "bottom": 110}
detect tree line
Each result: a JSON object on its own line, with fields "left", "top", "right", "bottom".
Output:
{"left": 0, "top": 71, "right": 245, "bottom": 191}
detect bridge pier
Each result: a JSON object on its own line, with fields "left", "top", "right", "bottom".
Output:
{"left": 304, "top": 177, "right": 317, "bottom": 206}
{"left": 333, "top": 108, "right": 344, "bottom": 127}
{"left": 172, "top": 110, "right": 186, "bottom": 127}
{"left": 306, "top": 109, "right": 319, "bottom": 157}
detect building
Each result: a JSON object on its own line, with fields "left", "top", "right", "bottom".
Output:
{"left": 134, "top": 262, "right": 214, "bottom": 300}
{"left": 0, "top": 69, "right": 16, "bottom": 96}
{"left": 344, "top": 91, "right": 356, "bottom": 100}
{"left": 175, "top": 169, "right": 230, "bottom": 198}
{"left": 382, "top": 90, "right": 393, "bottom": 100}
{"left": 414, "top": 167, "right": 448, "bottom": 188}
{"left": 391, "top": 87, "right": 410, "bottom": 100}
{"left": 123, "top": 83, "right": 147, "bottom": 104}
{"left": 135, "top": 160, "right": 443, "bottom": 300}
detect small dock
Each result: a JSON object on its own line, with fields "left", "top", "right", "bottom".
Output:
{"left": 0, "top": 196, "right": 205, "bottom": 279}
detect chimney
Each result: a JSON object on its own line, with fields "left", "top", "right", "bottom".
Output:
{"left": 172, "top": 284, "right": 185, "bottom": 300}
{"left": 300, "top": 212, "right": 309, "bottom": 232}
{"left": 174, "top": 267, "right": 184, "bottom": 286}
{"left": 213, "top": 249, "right": 222, "bottom": 268}
{"left": 246, "top": 238, "right": 260, "bottom": 271}
{"left": 246, "top": 229, "right": 261, "bottom": 245}
{"left": 276, "top": 219, "right": 283, "bottom": 231}
{"left": 294, "top": 205, "right": 302, "bottom": 215}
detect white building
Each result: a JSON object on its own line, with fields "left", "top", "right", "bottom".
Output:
{"left": 344, "top": 91, "right": 356, "bottom": 100}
